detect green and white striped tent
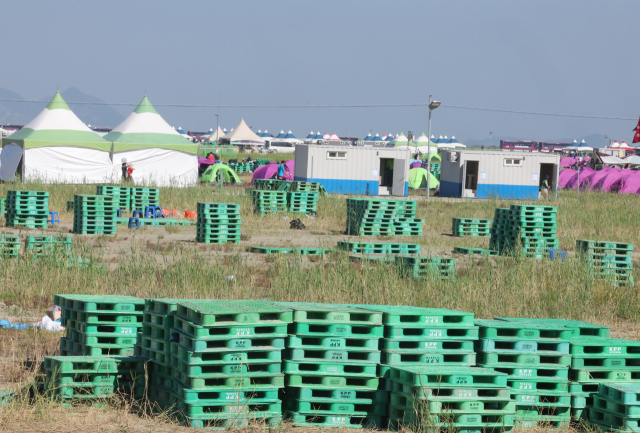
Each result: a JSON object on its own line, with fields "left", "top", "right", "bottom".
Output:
{"left": 104, "top": 96, "right": 198, "bottom": 186}
{"left": 0, "top": 92, "right": 113, "bottom": 182}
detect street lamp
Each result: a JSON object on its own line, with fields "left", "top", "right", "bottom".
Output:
{"left": 426, "top": 96, "right": 441, "bottom": 199}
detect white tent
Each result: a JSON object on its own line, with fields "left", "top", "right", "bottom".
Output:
{"left": 206, "top": 126, "right": 226, "bottom": 142}
{"left": 104, "top": 96, "right": 198, "bottom": 186}
{"left": 328, "top": 133, "right": 341, "bottom": 141}
{"left": 409, "top": 132, "right": 437, "bottom": 152}
{"left": 0, "top": 92, "right": 113, "bottom": 182}
{"left": 220, "top": 119, "right": 265, "bottom": 146}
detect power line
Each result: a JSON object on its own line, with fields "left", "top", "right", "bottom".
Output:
{"left": 0, "top": 97, "right": 635, "bottom": 121}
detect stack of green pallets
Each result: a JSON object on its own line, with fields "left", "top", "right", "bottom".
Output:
{"left": 452, "top": 218, "right": 491, "bottom": 237}
{"left": 289, "top": 181, "right": 325, "bottom": 195}
{"left": 55, "top": 294, "right": 144, "bottom": 357}
{"left": 588, "top": 383, "right": 640, "bottom": 431}
{"left": 73, "top": 194, "right": 117, "bottom": 235}
{"left": 388, "top": 366, "right": 515, "bottom": 432}
{"left": 287, "top": 192, "right": 318, "bottom": 214}
{"left": 494, "top": 317, "right": 611, "bottom": 422}
{"left": 5, "top": 190, "right": 49, "bottom": 229}
{"left": 489, "top": 208, "right": 511, "bottom": 253}
{"left": 353, "top": 306, "right": 477, "bottom": 390}
{"left": 0, "top": 234, "right": 21, "bottom": 259}
{"left": 337, "top": 241, "right": 421, "bottom": 257}
{"left": 576, "top": 239, "right": 634, "bottom": 287}
{"left": 0, "top": 197, "right": 5, "bottom": 216}
{"left": 346, "top": 198, "right": 422, "bottom": 237}
{"left": 475, "top": 320, "right": 573, "bottom": 429}
{"left": 25, "top": 234, "right": 73, "bottom": 258}
{"left": 570, "top": 337, "right": 640, "bottom": 426}
{"left": 165, "top": 300, "right": 289, "bottom": 429}
{"left": 130, "top": 187, "right": 160, "bottom": 212}
{"left": 279, "top": 302, "right": 385, "bottom": 428}
{"left": 96, "top": 185, "right": 131, "bottom": 211}
{"left": 453, "top": 247, "right": 498, "bottom": 256}
{"left": 195, "top": 202, "right": 241, "bottom": 244}
{"left": 506, "top": 204, "right": 559, "bottom": 258}
{"left": 430, "top": 162, "right": 441, "bottom": 181}
{"left": 252, "top": 190, "right": 287, "bottom": 215}
{"left": 44, "top": 355, "right": 146, "bottom": 406}
{"left": 395, "top": 256, "right": 456, "bottom": 280}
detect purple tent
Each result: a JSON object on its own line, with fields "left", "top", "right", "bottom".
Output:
{"left": 564, "top": 166, "right": 595, "bottom": 190}
{"left": 619, "top": 172, "right": 640, "bottom": 194}
{"left": 285, "top": 160, "right": 294, "bottom": 178}
{"left": 560, "top": 157, "right": 576, "bottom": 168}
{"left": 198, "top": 157, "right": 215, "bottom": 167}
{"left": 601, "top": 169, "right": 634, "bottom": 192}
{"left": 558, "top": 169, "right": 576, "bottom": 189}
{"left": 410, "top": 161, "right": 422, "bottom": 169}
{"left": 590, "top": 168, "right": 618, "bottom": 191}
{"left": 251, "top": 164, "right": 278, "bottom": 184}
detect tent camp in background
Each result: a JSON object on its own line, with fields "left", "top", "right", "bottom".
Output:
{"left": 387, "top": 132, "right": 409, "bottom": 148}
{"left": 204, "top": 126, "right": 225, "bottom": 143}
{"left": 104, "top": 96, "right": 198, "bottom": 186}
{"left": 0, "top": 92, "right": 113, "bottom": 182}
{"left": 408, "top": 132, "right": 437, "bottom": 153}
{"left": 219, "top": 119, "right": 265, "bottom": 148}
{"left": 372, "top": 134, "right": 384, "bottom": 142}
{"left": 364, "top": 133, "right": 374, "bottom": 142}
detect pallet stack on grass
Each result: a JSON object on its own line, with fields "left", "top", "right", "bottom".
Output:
{"left": 44, "top": 355, "right": 145, "bottom": 406}
{"left": 287, "top": 192, "right": 318, "bottom": 214}
{"left": 0, "top": 234, "right": 21, "bottom": 259}
{"left": 73, "top": 194, "right": 117, "bottom": 235}
{"left": 96, "top": 185, "right": 131, "bottom": 211}
{"left": 251, "top": 190, "right": 287, "bottom": 215}
{"left": 430, "top": 162, "right": 441, "bottom": 181}
{"left": 289, "top": 181, "right": 326, "bottom": 195}
{"left": 0, "top": 197, "right": 5, "bottom": 216}
{"left": 280, "top": 302, "right": 385, "bottom": 428}
{"left": 55, "top": 294, "right": 144, "bottom": 357}
{"left": 130, "top": 187, "right": 160, "bottom": 212}
{"left": 250, "top": 246, "right": 334, "bottom": 255}
{"left": 576, "top": 239, "right": 634, "bottom": 287}
{"left": 167, "top": 300, "right": 289, "bottom": 429}
{"left": 346, "top": 198, "right": 422, "bottom": 237}
{"left": 357, "top": 306, "right": 477, "bottom": 388}
{"left": 195, "top": 202, "right": 241, "bottom": 244}
{"left": 453, "top": 247, "right": 498, "bottom": 256}
{"left": 490, "top": 205, "right": 559, "bottom": 258}
{"left": 452, "top": 218, "right": 491, "bottom": 237}
{"left": 5, "top": 190, "right": 49, "bottom": 229}
{"left": 338, "top": 241, "right": 421, "bottom": 263}
{"left": 475, "top": 320, "right": 572, "bottom": 429}
{"left": 571, "top": 337, "right": 640, "bottom": 426}
{"left": 253, "top": 179, "right": 284, "bottom": 191}
{"left": 228, "top": 162, "right": 252, "bottom": 173}
{"left": 388, "top": 366, "right": 515, "bottom": 431}
{"left": 396, "top": 256, "right": 456, "bottom": 280}
{"left": 494, "top": 317, "right": 611, "bottom": 422}
{"left": 25, "top": 234, "right": 73, "bottom": 258}
{"left": 588, "top": 383, "right": 640, "bottom": 431}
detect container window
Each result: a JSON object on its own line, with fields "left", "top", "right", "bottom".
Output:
{"left": 327, "top": 151, "right": 347, "bottom": 160}
{"left": 504, "top": 158, "right": 522, "bottom": 167}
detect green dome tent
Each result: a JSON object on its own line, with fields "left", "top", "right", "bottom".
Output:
{"left": 421, "top": 152, "right": 441, "bottom": 162}
{"left": 409, "top": 167, "right": 439, "bottom": 189}
{"left": 201, "top": 164, "right": 241, "bottom": 183}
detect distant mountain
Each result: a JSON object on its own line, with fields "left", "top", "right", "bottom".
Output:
{"left": 61, "top": 87, "right": 124, "bottom": 128}
{"left": 0, "top": 88, "right": 42, "bottom": 125}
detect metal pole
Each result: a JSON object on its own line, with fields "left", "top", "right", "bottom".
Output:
{"left": 426, "top": 95, "right": 432, "bottom": 200}
{"left": 577, "top": 163, "right": 580, "bottom": 200}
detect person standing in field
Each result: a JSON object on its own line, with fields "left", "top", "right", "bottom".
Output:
{"left": 127, "top": 163, "right": 135, "bottom": 181}
{"left": 541, "top": 175, "right": 550, "bottom": 200}
{"left": 121, "top": 158, "right": 128, "bottom": 181}
{"left": 276, "top": 161, "right": 287, "bottom": 180}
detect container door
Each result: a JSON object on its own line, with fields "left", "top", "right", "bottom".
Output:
{"left": 392, "top": 158, "right": 406, "bottom": 196}
{"left": 553, "top": 163, "right": 559, "bottom": 197}
{"left": 461, "top": 161, "right": 467, "bottom": 197}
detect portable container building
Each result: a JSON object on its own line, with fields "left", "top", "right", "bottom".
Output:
{"left": 439, "top": 150, "right": 559, "bottom": 199}
{"left": 294, "top": 144, "right": 411, "bottom": 196}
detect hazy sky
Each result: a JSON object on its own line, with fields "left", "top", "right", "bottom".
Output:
{"left": 3, "top": 1, "right": 639, "bottom": 143}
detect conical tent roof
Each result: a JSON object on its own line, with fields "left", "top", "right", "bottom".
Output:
{"left": 105, "top": 96, "right": 195, "bottom": 151}
{"left": 314, "top": 132, "right": 323, "bottom": 139}
{"left": 364, "top": 133, "right": 373, "bottom": 141}
{"left": 373, "top": 134, "right": 383, "bottom": 142}
{"left": 276, "top": 130, "right": 286, "bottom": 139}
{"left": 221, "top": 119, "right": 265, "bottom": 143}
{"left": 3, "top": 92, "right": 109, "bottom": 151}
{"left": 413, "top": 132, "right": 437, "bottom": 147}
{"left": 208, "top": 126, "right": 226, "bottom": 142}
{"left": 390, "top": 132, "right": 408, "bottom": 146}
{"left": 306, "top": 131, "right": 316, "bottom": 139}
{"left": 284, "top": 130, "right": 297, "bottom": 139}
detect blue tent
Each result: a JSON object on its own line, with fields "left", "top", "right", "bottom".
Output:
{"left": 364, "top": 133, "right": 373, "bottom": 141}
{"left": 448, "top": 136, "right": 460, "bottom": 144}
{"left": 306, "top": 131, "right": 316, "bottom": 139}
{"left": 385, "top": 134, "right": 394, "bottom": 142}
{"left": 314, "top": 132, "right": 324, "bottom": 139}
{"left": 284, "top": 130, "right": 297, "bottom": 139}
{"left": 436, "top": 135, "right": 448, "bottom": 144}
{"left": 373, "top": 134, "right": 383, "bottom": 142}
{"left": 177, "top": 126, "right": 186, "bottom": 135}
{"left": 275, "top": 130, "right": 286, "bottom": 139}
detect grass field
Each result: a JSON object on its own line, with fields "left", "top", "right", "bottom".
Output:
{"left": 0, "top": 175, "right": 638, "bottom": 432}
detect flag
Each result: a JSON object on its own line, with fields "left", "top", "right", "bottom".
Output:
{"left": 634, "top": 117, "right": 640, "bottom": 143}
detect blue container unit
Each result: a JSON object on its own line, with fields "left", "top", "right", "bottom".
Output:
{"left": 439, "top": 150, "right": 560, "bottom": 200}
{"left": 293, "top": 144, "right": 411, "bottom": 197}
